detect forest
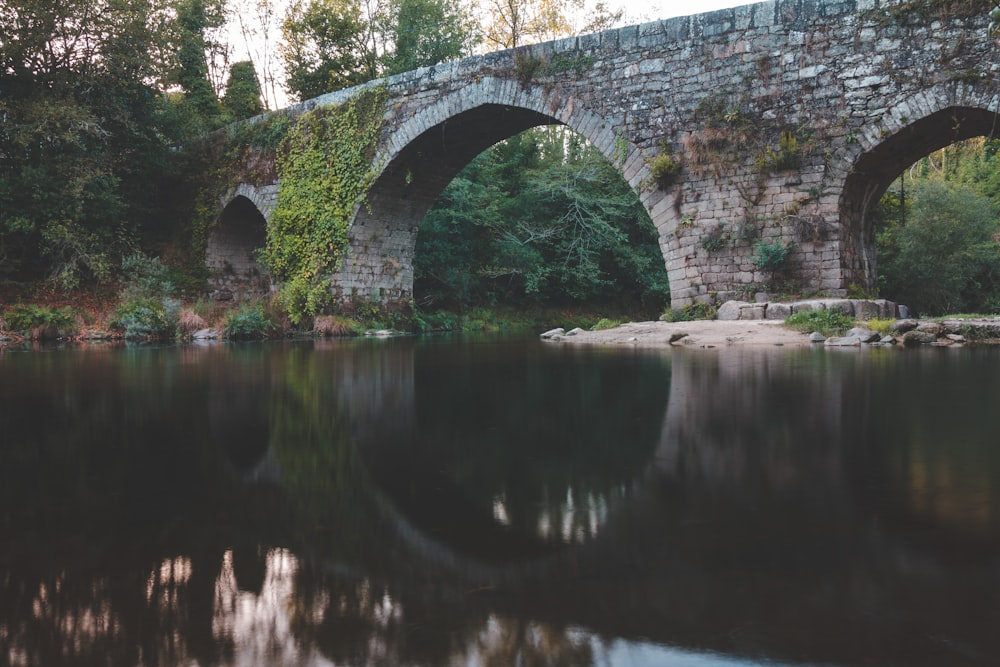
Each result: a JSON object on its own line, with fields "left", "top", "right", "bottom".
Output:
{"left": 1, "top": 0, "right": 999, "bottom": 340}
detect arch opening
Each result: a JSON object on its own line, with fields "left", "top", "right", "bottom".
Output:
{"left": 206, "top": 195, "right": 269, "bottom": 300}
{"left": 840, "top": 106, "right": 1000, "bottom": 295}
{"left": 338, "top": 103, "right": 669, "bottom": 316}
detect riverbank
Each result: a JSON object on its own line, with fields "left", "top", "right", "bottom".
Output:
{"left": 542, "top": 319, "right": 813, "bottom": 348}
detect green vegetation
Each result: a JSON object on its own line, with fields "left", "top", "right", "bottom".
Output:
{"left": 414, "top": 127, "right": 671, "bottom": 317}
{"left": 876, "top": 139, "right": 1000, "bottom": 316}
{"left": 784, "top": 309, "right": 855, "bottom": 336}
{"left": 221, "top": 303, "right": 279, "bottom": 339}
{"left": 661, "top": 302, "right": 718, "bottom": 322}
{"left": 263, "top": 88, "right": 387, "bottom": 324}
{"left": 591, "top": 318, "right": 622, "bottom": 331}
{"left": 1, "top": 304, "right": 78, "bottom": 339}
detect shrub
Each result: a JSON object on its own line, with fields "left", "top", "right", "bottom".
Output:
{"left": 110, "top": 297, "right": 180, "bottom": 340}
{"left": 222, "top": 304, "right": 278, "bottom": 340}
{"left": 313, "top": 315, "right": 359, "bottom": 337}
{"left": 591, "top": 318, "right": 623, "bottom": 331}
{"left": 119, "top": 253, "right": 175, "bottom": 300}
{"left": 2, "top": 304, "right": 78, "bottom": 339}
{"left": 751, "top": 239, "right": 793, "bottom": 273}
{"left": 177, "top": 309, "right": 208, "bottom": 336}
{"left": 865, "top": 317, "right": 896, "bottom": 335}
{"left": 661, "top": 302, "right": 718, "bottom": 322}
{"left": 784, "top": 309, "right": 855, "bottom": 336}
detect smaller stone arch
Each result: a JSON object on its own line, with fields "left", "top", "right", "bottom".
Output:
{"left": 206, "top": 194, "right": 270, "bottom": 300}
{"left": 838, "top": 87, "right": 1000, "bottom": 290}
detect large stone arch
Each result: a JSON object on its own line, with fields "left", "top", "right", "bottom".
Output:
{"left": 836, "top": 84, "right": 1000, "bottom": 290}
{"left": 329, "top": 76, "right": 658, "bottom": 306}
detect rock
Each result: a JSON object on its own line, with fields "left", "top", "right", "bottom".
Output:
{"left": 540, "top": 327, "right": 565, "bottom": 339}
{"left": 192, "top": 328, "right": 218, "bottom": 340}
{"left": 845, "top": 327, "right": 880, "bottom": 343}
{"left": 879, "top": 335, "right": 896, "bottom": 345}
{"left": 565, "top": 327, "right": 586, "bottom": 336}
{"left": 668, "top": 332, "right": 690, "bottom": 344}
{"left": 765, "top": 303, "right": 790, "bottom": 320}
{"left": 809, "top": 332, "right": 827, "bottom": 343}
{"left": 916, "top": 322, "right": 943, "bottom": 336}
{"left": 853, "top": 300, "right": 880, "bottom": 320}
{"left": 898, "top": 304, "right": 910, "bottom": 318}
{"left": 946, "top": 333, "right": 965, "bottom": 343}
{"left": 902, "top": 330, "right": 937, "bottom": 345}
{"left": 717, "top": 300, "right": 750, "bottom": 321}
{"left": 741, "top": 304, "right": 766, "bottom": 320}
{"left": 827, "top": 300, "right": 854, "bottom": 315}
{"left": 791, "top": 300, "right": 825, "bottom": 314}
{"left": 365, "top": 329, "right": 396, "bottom": 337}
{"left": 889, "top": 319, "right": 918, "bottom": 333}
{"left": 825, "top": 335, "right": 862, "bottom": 347}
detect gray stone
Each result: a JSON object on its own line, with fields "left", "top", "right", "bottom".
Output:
{"left": 898, "top": 305, "right": 910, "bottom": 319}
{"left": 889, "top": 319, "right": 918, "bottom": 333}
{"left": 540, "top": 327, "right": 566, "bottom": 339}
{"left": 902, "top": 330, "right": 938, "bottom": 345}
{"left": 191, "top": 328, "right": 218, "bottom": 340}
{"left": 826, "top": 300, "right": 854, "bottom": 315}
{"left": 853, "top": 300, "right": 880, "bottom": 319}
{"left": 741, "top": 304, "right": 767, "bottom": 320}
{"left": 825, "top": 335, "right": 862, "bottom": 347}
{"left": 916, "top": 322, "right": 943, "bottom": 336}
{"left": 565, "top": 327, "right": 586, "bottom": 336}
{"left": 766, "top": 303, "right": 791, "bottom": 320}
{"left": 809, "top": 331, "right": 827, "bottom": 343}
{"left": 845, "top": 327, "right": 880, "bottom": 343}
{"left": 946, "top": 333, "right": 965, "bottom": 343}
{"left": 879, "top": 335, "right": 896, "bottom": 344}
{"left": 669, "top": 332, "right": 690, "bottom": 344}
{"left": 717, "top": 300, "right": 751, "bottom": 321}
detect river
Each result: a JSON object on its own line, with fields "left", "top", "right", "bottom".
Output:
{"left": 1, "top": 337, "right": 998, "bottom": 666}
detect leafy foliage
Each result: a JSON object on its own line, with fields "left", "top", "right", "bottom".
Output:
{"left": 110, "top": 297, "right": 181, "bottom": 340}
{"left": 221, "top": 303, "right": 278, "bottom": 339}
{"left": 263, "top": 88, "right": 387, "bottom": 324}
{"left": 414, "top": 128, "right": 670, "bottom": 314}
{"left": 877, "top": 178, "right": 1000, "bottom": 315}
{"left": 222, "top": 61, "right": 265, "bottom": 121}
{"left": 2, "top": 304, "right": 78, "bottom": 336}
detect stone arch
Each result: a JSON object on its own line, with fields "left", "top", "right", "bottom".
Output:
{"left": 836, "top": 84, "right": 1000, "bottom": 290}
{"left": 330, "top": 77, "right": 660, "bottom": 306}
{"left": 206, "top": 193, "right": 270, "bottom": 299}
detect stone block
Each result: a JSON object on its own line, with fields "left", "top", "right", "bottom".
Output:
{"left": 717, "top": 300, "right": 751, "bottom": 320}
{"left": 766, "top": 303, "right": 791, "bottom": 320}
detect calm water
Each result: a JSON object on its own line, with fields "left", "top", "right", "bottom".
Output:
{"left": 1, "top": 337, "right": 999, "bottom": 667}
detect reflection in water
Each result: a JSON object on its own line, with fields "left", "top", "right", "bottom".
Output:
{"left": 1, "top": 341, "right": 1000, "bottom": 665}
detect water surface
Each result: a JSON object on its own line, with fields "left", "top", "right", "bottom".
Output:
{"left": 1, "top": 338, "right": 998, "bottom": 666}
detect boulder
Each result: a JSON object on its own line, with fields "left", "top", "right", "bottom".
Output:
{"left": 826, "top": 300, "right": 854, "bottom": 315}
{"left": 717, "top": 300, "right": 750, "bottom": 321}
{"left": 845, "top": 327, "right": 881, "bottom": 344}
{"left": 809, "top": 332, "right": 827, "bottom": 343}
{"left": 540, "top": 327, "right": 565, "bottom": 340}
{"left": 889, "top": 319, "right": 918, "bottom": 333}
{"left": 825, "top": 336, "right": 862, "bottom": 347}
{"left": 765, "top": 303, "right": 791, "bottom": 320}
{"left": 902, "top": 330, "right": 937, "bottom": 345}
{"left": 916, "top": 322, "right": 943, "bottom": 336}
{"left": 565, "top": 328, "right": 586, "bottom": 336}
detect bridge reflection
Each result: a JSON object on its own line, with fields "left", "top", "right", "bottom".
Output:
{"left": 1, "top": 341, "right": 999, "bottom": 666}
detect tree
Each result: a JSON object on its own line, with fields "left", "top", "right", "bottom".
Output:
{"left": 279, "top": 0, "right": 372, "bottom": 100}
{"left": 414, "top": 128, "right": 670, "bottom": 311}
{"left": 222, "top": 60, "right": 265, "bottom": 120}
{"left": 877, "top": 180, "right": 1000, "bottom": 315}
{"left": 231, "top": 0, "right": 283, "bottom": 109}
{"left": 0, "top": 0, "right": 181, "bottom": 287}
{"left": 172, "top": 0, "right": 226, "bottom": 122}
{"left": 483, "top": 0, "right": 622, "bottom": 49}
{"left": 383, "top": 0, "right": 476, "bottom": 76}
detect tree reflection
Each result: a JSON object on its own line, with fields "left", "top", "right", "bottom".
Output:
{"left": 3, "top": 342, "right": 1000, "bottom": 666}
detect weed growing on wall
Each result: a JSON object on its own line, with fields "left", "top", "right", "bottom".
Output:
{"left": 264, "top": 87, "right": 388, "bottom": 324}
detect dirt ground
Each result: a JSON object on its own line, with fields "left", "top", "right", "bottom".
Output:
{"left": 544, "top": 319, "right": 814, "bottom": 348}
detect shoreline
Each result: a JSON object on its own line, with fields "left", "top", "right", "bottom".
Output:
{"left": 542, "top": 319, "right": 813, "bottom": 349}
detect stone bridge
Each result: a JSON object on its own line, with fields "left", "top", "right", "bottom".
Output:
{"left": 207, "top": 0, "right": 1000, "bottom": 308}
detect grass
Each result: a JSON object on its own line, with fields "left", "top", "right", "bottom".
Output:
{"left": 784, "top": 309, "right": 855, "bottom": 336}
